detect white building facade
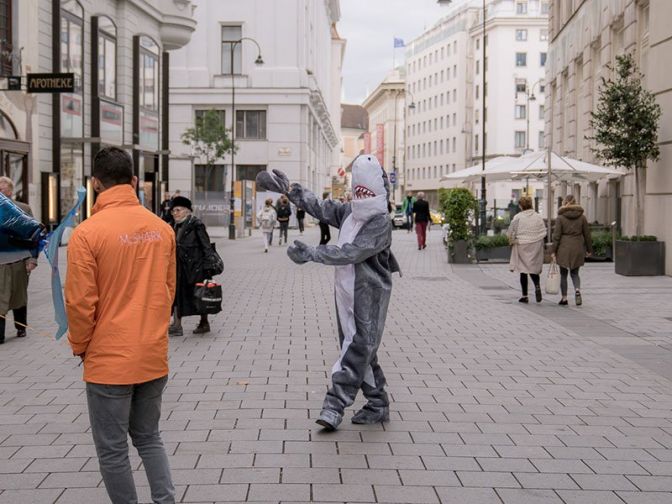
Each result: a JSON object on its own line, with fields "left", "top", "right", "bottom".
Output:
{"left": 404, "top": 0, "right": 549, "bottom": 209}
{"left": 168, "top": 0, "right": 343, "bottom": 228}
{"left": 0, "top": 0, "right": 196, "bottom": 224}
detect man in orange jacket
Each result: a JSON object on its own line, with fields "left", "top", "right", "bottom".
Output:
{"left": 65, "top": 147, "right": 176, "bottom": 504}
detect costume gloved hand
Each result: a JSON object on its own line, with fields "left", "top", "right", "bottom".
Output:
{"left": 256, "top": 169, "right": 290, "bottom": 195}
{"left": 287, "top": 240, "right": 314, "bottom": 264}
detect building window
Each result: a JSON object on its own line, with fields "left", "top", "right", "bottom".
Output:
{"left": 515, "top": 79, "right": 526, "bottom": 94}
{"left": 475, "top": 109, "right": 479, "bottom": 125}
{"left": 236, "top": 110, "right": 266, "bottom": 139}
{"left": 539, "top": 83, "right": 545, "bottom": 93}
{"left": 516, "top": 1, "right": 528, "bottom": 14}
{"left": 541, "top": 1, "right": 550, "bottom": 15}
{"left": 539, "top": 104, "right": 544, "bottom": 120}
{"left": 540, "top": 29, "right": 549, "bottom": 41}
{"left": 476, "top": 60, "right": 480, "bottom": 74}
{"left": 515, "top": 104, "right": 526, "bottom": 119}
{"left": 195, "top": 109, "right": 225, "bottom": 128}
{"left": 139, "top": 36, "right": 159, "bottom": 111}
{"left": 97, "top": 17, "right": 116, "bottom": 100}
{"left": 476, "top": 38, "right": 480, "bottom": 50}
{"left": 516, "top": 52, "right": 527, "bottom": 67}
{"left": 452, "top": 137, "right": 456, "bottom": 152}
{"left": 0, "top": 0, "right": 13, "bottom": 75}
{"left": 453, "top": 113, "right": 456, "bottom": 126}
{"left": 515, "top": 131, "right": 526, "bottom": 149}
{"left": 516, "top": 29, "right": 527, "bottom": 41}
{"left": 221, "top": 25, "right": 242, "bottom": 74}
{"left": 60, "top": 143, "right": 84, "bottom": 219}
{"left": 474, "top": 134, "right": 479, "bottom": 154}
{"left": 539, "top": 131, "right": 545, "bottom": 149}
{"left": 540, "top": 52, "right": 547, "bottom": 67}
{"left": 60, "top": 1, "right": 84, "bottom": 138}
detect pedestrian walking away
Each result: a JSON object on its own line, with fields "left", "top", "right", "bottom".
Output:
{"left": 276, "top": 195, "right": 292, "bottom": 245}
{"left": 319, "top": 191, "right": 332, "bottom": 245}
{"left": 413, "top": 192, "right": 431, "bottom": 250}
{"left": 258, "top": 198, "right": 277, "bottom": 252}
{"left": 0, "top": 177, "right": 37, "bottom": 344}
{"left": 507, "top": 196, "right": 547, "bottom": 303}
{"left": 64, "top": 147, "right": 176, "bottom": 504}
{"left": 256, "top": 155, "right": 401, "bottom": 431}
{"left": 551, "top": 195, "right": 593, "bottom": 306}
{"left": 169, "top": 196, "right": 221, "bottom": 336}
{"left": 402, "top": 192, "right": 416, "bottom": 232}
{"left": 296, "top": 205, "right": 306, "bottom": 234}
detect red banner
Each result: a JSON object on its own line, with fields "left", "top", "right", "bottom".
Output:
{"left": 363, "top": 132, "right": 371, "bottom": 154}
{"left": 376, "top": 123, "right": 385, "bottom": 166}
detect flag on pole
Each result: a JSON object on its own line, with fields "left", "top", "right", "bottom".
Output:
{"left": 394, "top": 38, "right": 405, "bottom": 48}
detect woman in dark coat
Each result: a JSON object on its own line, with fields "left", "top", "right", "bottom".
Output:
{"left": 169, "top": 196, "right": 215, "bottom": 336}
{"left": 551, "top": 195, "right": 593, "bottom": 306}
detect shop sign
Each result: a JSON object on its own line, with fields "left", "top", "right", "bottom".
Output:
{"left": 27, "top": 73, "right": 75, "bottom": 93}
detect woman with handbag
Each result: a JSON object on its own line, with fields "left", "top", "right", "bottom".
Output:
{"left": 169, "top": 196, "right": 222, "bottom": 336}
{"left": 551, "top": 195, "right": 592, "bottom": 306}
{"left": 507, "top": 196, "right": 547, "bottom": 303}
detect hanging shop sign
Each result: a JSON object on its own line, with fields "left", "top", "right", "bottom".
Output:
{"left": 26, "top": 73, "right": 75, "bottom": 93}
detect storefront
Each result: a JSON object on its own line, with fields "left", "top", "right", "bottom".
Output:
{"left": 0, "top": 111, "right": 30, "bottom": 204}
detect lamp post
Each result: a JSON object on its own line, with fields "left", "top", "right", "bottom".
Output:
{"left": 403, "top": 90, "right": 416, "bottom": 197}
{"left": 228, "top": 37, "right": 264, "bottom": 240}
{"left": 479, "top": 0, "right": 487, "bottom": 235}
{"left": 523, "top": 79, "right": 541, "bottom": 194}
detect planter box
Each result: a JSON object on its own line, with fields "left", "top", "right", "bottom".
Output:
{"left": 615, "top": 240, "right": 665, "bottom": 276}
{"left": 586, "top": 247, "right": 613, "bottom": 263}
{"left": 476, "top": 246, "right": 511, "bottom": 262}
{"left": 447, "top": 240, "right": 471, "bottom": 264}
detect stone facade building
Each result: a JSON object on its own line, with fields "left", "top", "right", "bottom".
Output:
{"left": 546, "top": 0, "right": 671, "bottom": 273}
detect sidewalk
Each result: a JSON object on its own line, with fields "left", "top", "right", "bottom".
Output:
{"left": 0, "top": 225, "right": 670, "bottom": 503}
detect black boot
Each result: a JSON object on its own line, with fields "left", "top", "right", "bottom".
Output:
{"left": 193, "top": 317, "right": 210, "bottom": 334}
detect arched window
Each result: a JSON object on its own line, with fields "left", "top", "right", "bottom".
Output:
{"left": 97, "top": 16, "right": 116, "bottom": 99}
{"left": 139, "top": 36, "right": 159, "bottom": 111}
{"left": 0, "top": 110, "right": 18, "bottom": 140}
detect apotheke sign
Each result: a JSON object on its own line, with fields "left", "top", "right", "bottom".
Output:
{"left": 27, "top": 73, "right": 75, "bottom": 93}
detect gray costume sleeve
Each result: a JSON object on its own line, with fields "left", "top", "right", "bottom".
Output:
{"left": 287, "top": 183, "right": 349, "bottom": 229}
{"left": 310, "top": 215, "right": 391, "bottom": 266}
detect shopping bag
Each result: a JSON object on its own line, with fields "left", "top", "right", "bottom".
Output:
{"left": 545, "top": 260, "right": 560, "bottom": 295}
{"left": 194, "top": 280, "right": 223, "bottom": 314}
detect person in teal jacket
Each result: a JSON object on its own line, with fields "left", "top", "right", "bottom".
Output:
{"left": 401, "top": 193, "right": 416, "bottom": 232}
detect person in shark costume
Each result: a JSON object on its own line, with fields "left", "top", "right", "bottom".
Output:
{"left": 256, "top": 155, "right": 400, "bottom": 430}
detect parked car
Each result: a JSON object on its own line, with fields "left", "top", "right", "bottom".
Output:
{"left": 430, "top": 208, "right": 445, "bottom": 225}
{"left": 392, "top": 204, "right": 408, "bottom": 229}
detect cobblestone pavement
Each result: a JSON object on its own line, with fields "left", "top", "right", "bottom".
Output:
{"left": 1, "top": 224, "right": 671, "bottom": 503}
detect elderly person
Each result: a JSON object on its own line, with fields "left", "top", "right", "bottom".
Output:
{"left": 0, "top": 177, "right": 37, "bottom": 344}
{"left": 551, "top": 195, "right": 592, "bottom": 306}
{"left": 413, "top": 192, "right": 432, "bottom": 250}
{"left": 507, "top": 196, "right": 547, "bottom": 303}
{"left": 169, "top": 196, "right": 218, "bottom": 336}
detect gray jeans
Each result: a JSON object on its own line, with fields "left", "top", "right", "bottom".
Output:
{"left": 86, "top": 375, "right": 174, "bottom": 504}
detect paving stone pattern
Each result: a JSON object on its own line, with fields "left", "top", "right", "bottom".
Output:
{"left": 0, "top": 225, "right": 671, "bottom": 503}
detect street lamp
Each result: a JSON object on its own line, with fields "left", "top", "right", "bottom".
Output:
{"left": 228, "top": 37, "right": 264, "bottom": 240}
{"left": 402, "top": 89, "right": 416, "bottom": 196}
{"left": 524, "top": 80, "right": 542, "bottom": 153}
{"left": 479, "top": 0, "right": 487, "bottom": 235}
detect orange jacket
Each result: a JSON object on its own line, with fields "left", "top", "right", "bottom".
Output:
{"left": 65, "top": 184, "right": 176, "bottom": 385}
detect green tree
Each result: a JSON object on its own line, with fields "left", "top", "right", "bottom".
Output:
{"left": 439, "top": 187, "right": 478, "bottom": 244}
{"left": 588, "top": 53, "right": 662, "bottom": 237}
{"left": 181, "top": 109, "right": 235, "bottom": 186}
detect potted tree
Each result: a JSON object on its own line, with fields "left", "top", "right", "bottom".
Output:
{"left": 439, "top": 187, "right": 478, "bottom": 264}
{"left": 588, "top": 53, "right": 664, "bottom": 276}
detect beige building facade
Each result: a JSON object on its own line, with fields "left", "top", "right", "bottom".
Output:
{"left": 546, "top": 0, "right": 672, "bottom": 274}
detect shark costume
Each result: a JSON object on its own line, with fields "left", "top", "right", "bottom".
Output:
{"left": 256, "top": 155, "right": 400, "bottom": 430}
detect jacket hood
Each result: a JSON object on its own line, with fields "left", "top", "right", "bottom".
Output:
{"left": 558, "top": 204, "right": 584, "bottom": 220}
{"left": 92, "top": 184, "right": 140, "bottom": 215}
{"left": 350, "top": 154, "right": 389, "bottom": 222}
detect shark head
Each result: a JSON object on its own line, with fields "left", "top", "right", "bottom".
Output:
{"left": 350, "top": 155, "right": 389, "bottom": 221}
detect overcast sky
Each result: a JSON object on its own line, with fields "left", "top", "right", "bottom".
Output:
{"left": 339, "top": 0, "right": 451, "bottom": 104}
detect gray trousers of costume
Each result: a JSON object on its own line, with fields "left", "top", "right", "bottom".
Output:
{"left": 322, "top": 313, "right": 389, "bottom": 415}
{"left": 86, "top": 376, "right": 174, "bottom": 504}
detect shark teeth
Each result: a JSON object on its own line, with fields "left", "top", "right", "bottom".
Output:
{"left": 353, "top": 185, "right": 375, "bottom": 199}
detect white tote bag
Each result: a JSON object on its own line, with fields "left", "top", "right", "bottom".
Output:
{"left": 545, "top": 260, "right": 560, "bottom": 295}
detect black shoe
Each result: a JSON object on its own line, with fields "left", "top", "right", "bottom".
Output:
{"left": 0, "top": 338, "right": 4, "bottom": 345}
{"left": 559, "top": 299, "right": 569, "bottom": 306}
{"left": 423, "top": 244, "right": 427, "bottom": 249}
{"left": 575, "top": 291, "right": 582, "bottom": 306}
{"left": 16, "top": 329, "right": 26, "bottom": 338}
{"left": 535, "top": 288, "right": 542, "bottom": 303}
{"left": 519, "top": 297, "right": 529, "bottom": 303}
{"left": 193, "top": 322, "right": 210, "bottom": 335}
{"left": 168, "top": 325, "right": 184, "bottom": 337}
{"left": 418, "top": 246, "right": 422, "bottom": 250}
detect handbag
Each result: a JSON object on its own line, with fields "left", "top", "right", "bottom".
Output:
{"left": 545, "top": 259, "right": 560, "bottom": 295}
{"left": 203, "top": 242, "right": 224, "bottom": 277}
{"left": 194, "top": 280, "right": 222, "bottom": 314}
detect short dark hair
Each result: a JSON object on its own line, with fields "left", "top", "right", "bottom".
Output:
{"left": 93, "top": 147, "right": 133, "bottom": 187}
